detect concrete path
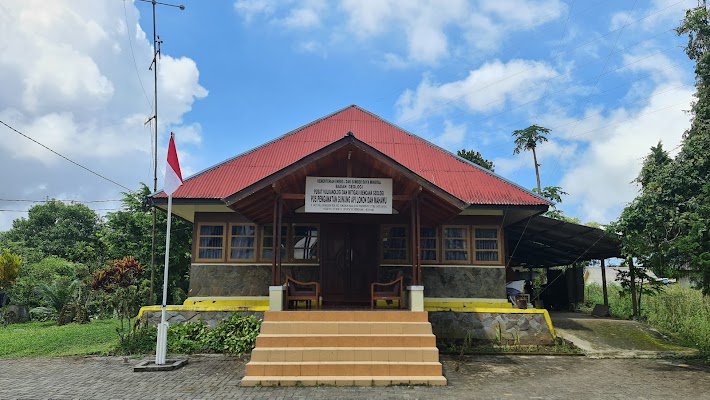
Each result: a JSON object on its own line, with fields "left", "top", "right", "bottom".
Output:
{"left": 551, "top": 311, "right": 698, "bottom": 358}
{"left": 1, "top": 354, "right": 709, "bottom": 399}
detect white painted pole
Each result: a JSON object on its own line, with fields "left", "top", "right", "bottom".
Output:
{"left": 155, "top": 194, "right": 173, "bottom": 365}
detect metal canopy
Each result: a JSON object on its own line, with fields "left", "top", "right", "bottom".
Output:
{"left": 506, "top": 215, "right": 621, "bottom": 267}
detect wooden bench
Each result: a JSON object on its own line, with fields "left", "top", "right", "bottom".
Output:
{"left": 371, "top": 273, "right": 404, "bottom": 309}
{"left": 285, "top": 276, "right": 320, "bottom": 309}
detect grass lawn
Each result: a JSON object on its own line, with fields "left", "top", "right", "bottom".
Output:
{"left": 0, "top": 319, "right": 119, "bottom": 358}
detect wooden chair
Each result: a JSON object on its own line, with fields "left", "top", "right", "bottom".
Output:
{"left": 371, "top": 273, "right": 404, "bottom": 309}
{"left": 285, "top": 276, "right": 320, "bottom": 309}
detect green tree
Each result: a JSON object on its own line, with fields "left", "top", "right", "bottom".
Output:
{"left": 0, "top": 249, "right": 22, "bottom": 324}
{"left": 615, "top": 259, "right": 665, "bottom": 317}
{"left": 35, "top": 278, "right": 89, "bottom": 325}
{"left": 457, "top": 149, "right": 495, "bottom": 171}
{"left": 611, "top": 4, "right": 710, "bottom": 297}
{"left": 5, "top": 200, "right": 104, "bottom": 266}
{"left": 533, "top": 186, "right": 569, "bottom": 220}
{"left": 0, "top": 249, "right": 21, "bottom": 292}
{"left": 7, "top": 256, "right": 86, "bottom": 308}
{"left": 102, "top": 183, "right": 192, "bottom": 305}
{"left": 512, "top": 125, "right": 550, "bottom": 192}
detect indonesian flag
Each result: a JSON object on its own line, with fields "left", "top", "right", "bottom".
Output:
{"left": 163, "top": 133, "right": 183, "bottom": 196}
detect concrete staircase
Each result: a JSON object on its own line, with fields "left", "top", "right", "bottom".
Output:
{"left": 241, "top": 310, "right": 446, "bottom": 387}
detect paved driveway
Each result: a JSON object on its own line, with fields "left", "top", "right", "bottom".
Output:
{"left": 1, "top": 354, "right": 709, "bottom": 399}
{"left": 551, "top": 311, "right": 698, "bottom": 358}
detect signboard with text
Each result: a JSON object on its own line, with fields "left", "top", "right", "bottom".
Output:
{"left": 304, "top": 177, "right": 393, "bottom": 214}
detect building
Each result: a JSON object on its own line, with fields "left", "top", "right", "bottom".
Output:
{"left": 145, "top": 105, "right": 620, "bottom": 386}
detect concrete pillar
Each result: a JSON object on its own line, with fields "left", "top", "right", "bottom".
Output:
{"left": 269, "top": 286, "right": 286, "bottom": 311}
{"left": 407, "top": 286, "right": 424, "bottom": 312}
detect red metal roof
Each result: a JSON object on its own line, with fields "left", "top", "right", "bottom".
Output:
{"left": 157, "top": 106, "right": 549, "bottom": 206}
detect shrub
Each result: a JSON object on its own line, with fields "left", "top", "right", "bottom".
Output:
{"left": 91, "top": 257, "right": 147, "bottom": 344}
{"left": 116, "top": 324, "right": 157, "bottom": 355}
{"left": 644, "top": 285, "right": 710, "bottom": 354}
{"left": 167, "top": 322, "right": 208, "bottom": 354}
{"left": 584, "top": 282, "right": 633, "bottom": 319}
{"left": 0, "top": 249, "right": 21, "bottom": 291}
{"left": 117, "top": 315, "right": 262, "bottom": 356}
{"left": 204, "top": 315, "right": 262, "bottom": 355}
{"left": 8, "top": 256, "right": 85, "bottom": 308}
{"left": 29, "top": 306, "right": 55, "bottom": 322}
{"left": 586, "top": 283, "right": 710, "bottom": 355}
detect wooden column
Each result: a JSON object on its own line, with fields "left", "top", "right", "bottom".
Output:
{"left": 415, "top": 197, "right": 422, "bottom": 285}
{"left": 410, "top": 198, "right": 417, "bottom": 285}
{"left": 275, "top": 196, "right": 284, "bottom": 285}
{"left": 271, "top": 196, "right": 278, "bottom": 286}
{"left": 600, "top": 258, "right": 609, "bottom": 306}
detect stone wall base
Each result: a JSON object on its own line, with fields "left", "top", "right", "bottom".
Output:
{"left": 139, "top": 308, "right": 554, "bottom": 345}
{"left": 140, "top": 310, "right": 263, "bottom": 329}
{"left": 429, "top": 311, "right": 554, "bottom": 345}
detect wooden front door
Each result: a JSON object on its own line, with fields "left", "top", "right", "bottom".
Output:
{"left": 321, "top": 223, "right": 379, "bottom": 305}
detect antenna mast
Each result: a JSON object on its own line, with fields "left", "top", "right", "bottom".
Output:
{"left": 137, "top": 0, "right": 185, "bottom": 304}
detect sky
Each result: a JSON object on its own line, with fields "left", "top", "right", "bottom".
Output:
{"left": 0, "top": 0, "right": 699, "bottom": 230}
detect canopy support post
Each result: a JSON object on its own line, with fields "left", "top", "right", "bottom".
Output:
{"left": 600, "top": 258, "right": 609, "bottom": 306}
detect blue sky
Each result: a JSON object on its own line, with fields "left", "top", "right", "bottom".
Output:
{"left": 0, "top": 0, "right": 698, "bottom": 229}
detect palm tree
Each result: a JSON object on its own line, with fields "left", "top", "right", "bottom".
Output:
{"left": 36, "top": 278, "right": 87, "bottom": 325}
{"left": 512, "top": 125, "right": 550, "bottom": 192}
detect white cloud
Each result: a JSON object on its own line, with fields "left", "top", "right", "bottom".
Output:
{"left": 340, "top": 0, "right": 565, "bottom": 65}
{"left": 621, "top": 51, "right": 683, "bottom": 84}
{"left": 610, "top": 0, "right": 696, "bottom": 31}
{"left": 234, "top": 0, "right": 567, "bottom": 65}
{"left": 296, "top": 40, "right": 327, "bottom": 57}
{"left": 492, "top": 153, "right": 529, "bottom": 180}
{"left": 281, "top": 1, "right": 325, "bottom": 29}
{"left": 395, "top": 59, "right": 559, "bottom": 122}
{"left": 536, "top": 139, "right": 578, "bottom": 165}
{"left": 233, "top": 0, "right": 275, "bottom": 24}
{"left": 434, "top": 120, "right": 467, "bottom": 148}
{"left": 172, "top": 123, "right": 203, "bottom": 146}
{"left": 556, "top": 84, "right": 693, "bottom": 223}
{"left": 0, "top": 1, "right": 206, "bottom": 230}
{"left": 381, "top": 53, "right": 409, "bottom": 69}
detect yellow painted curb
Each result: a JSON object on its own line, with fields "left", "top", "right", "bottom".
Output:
{"left": 183, "top": 296, "right": 269, "bottom": 307}
{"left": 136, "top": 304, "right": 268, "bottom": 322}
{"left": 424, "top": 301, "right": 513, "bottom": 309}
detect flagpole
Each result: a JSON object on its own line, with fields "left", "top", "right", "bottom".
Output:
{"left": 155, "top": 133, "right": 182, "bottom": 366}
{"left": 155, "top": 192, "right": 173, "bottom": 365}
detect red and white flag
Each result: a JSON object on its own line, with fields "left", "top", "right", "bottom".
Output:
{"left": 163, "top": 133, "right": 183, "bottom": 196}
